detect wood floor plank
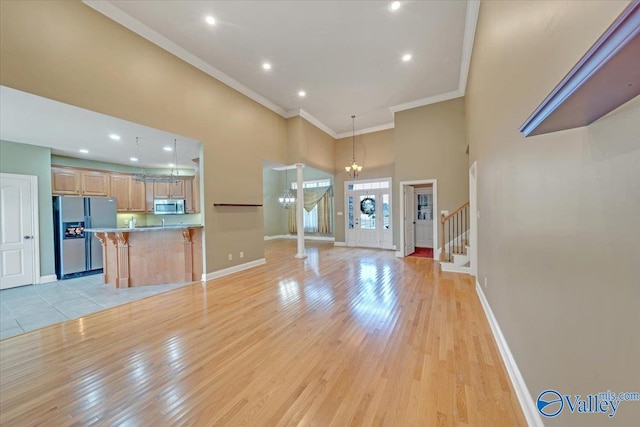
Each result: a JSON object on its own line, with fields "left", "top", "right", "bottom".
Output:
{"left": 0, "top": 240, "right": 526, "bottom": 426}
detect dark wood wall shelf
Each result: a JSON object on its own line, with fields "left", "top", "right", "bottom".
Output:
{"left": 214, "top": 203, "right": 262, "bottom": 207}
{"left": 520, "top": 1, "right": 640, "bottom": 137}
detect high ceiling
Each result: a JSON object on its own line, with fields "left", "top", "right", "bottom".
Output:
{"left": 0, "top": 86, "right": 201, "bottom": 169}
{"left": 85, "top": 0, "right": 479, "bottom": 137}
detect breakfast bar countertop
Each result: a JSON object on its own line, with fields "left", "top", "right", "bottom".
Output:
{"left": 85, "top": 224, "right": 203, "bottom": 233}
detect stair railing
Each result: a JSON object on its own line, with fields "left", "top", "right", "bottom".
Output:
{"left": 440, "top": 201, "right": 470, "bottom": 262}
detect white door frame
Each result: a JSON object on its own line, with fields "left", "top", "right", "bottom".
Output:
{"left": 0, "top": 173, "right": 41, "bottom": 285}
{"left": 398, "top": 179, "right": 438, "bottom": 257}
{"left": 469, "top": 162, "right": 478, "bottom": 276}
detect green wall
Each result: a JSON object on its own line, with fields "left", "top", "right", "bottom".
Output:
{"left": 1, "top": 140, "right": 55, "bottom": 277}
{"left": 51, "top": 155, "right": 195, "bottom": 175}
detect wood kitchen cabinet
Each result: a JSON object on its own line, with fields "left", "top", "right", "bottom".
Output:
{"left": 129, "top": 179, "right": 146, "bottom": 212}
{"left": 51, "top": 167, "right": 80, "bottom": 195}
{"left": 153, "top": 180, "right": 186, "bottom": 199}
{"left": 109, "top": 174, "right": 146, "bottom": 212}
{"left": 80, "top": 171, "right": 109, "bottom": 196}
{"left": 52, "top": 167, "right": 109, "bottom": 196}
{"left": 52, "top": 165, "right": 199, "bottom": 213}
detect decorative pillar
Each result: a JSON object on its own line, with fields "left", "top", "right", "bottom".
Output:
{"left": 94, "top": 232, "right": 109, "bottom": 284}
{"left": 295, "top": 163, "right": 306, "bottom": 259}
{"left": 182, "top": 228, "right": 194, "bottom": 282}
{"left": 114, "top": 232, "right": 130, "bottom": 288}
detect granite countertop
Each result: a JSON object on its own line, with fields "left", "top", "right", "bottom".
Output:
{"left": 85, "top": 224, "right": 203, "bottom": 233}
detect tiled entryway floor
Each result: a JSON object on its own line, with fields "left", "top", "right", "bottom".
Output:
{"left": 0, "top": 274, "right": 194, "bottom": 339}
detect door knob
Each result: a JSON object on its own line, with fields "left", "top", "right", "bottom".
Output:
{"left": 24, "top": 236, "right": 33, "bottom": 239}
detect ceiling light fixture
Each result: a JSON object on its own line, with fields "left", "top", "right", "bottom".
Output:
{"left": 205, "top": 15, "right": 216, "bottom": 25}
{"left": 402, "top": 53, "right": 412, "bottom": 62}
{"left": 109, "top": 134, "right": 121, "bottom": 140}
{"left": 79, "top": 149, "right": 89, "bottom": 154}
{"left": 262, "top": 62, "right": 272, "bottom": 70}
{"left": 163, "top": 146, "right": 173, "bottom": 152}
{"left": 130, "top": 157, "right": 138, "bottom": 162}
{"left": 298, "top": 90, "right": 306, "bottom": 97}
{"left": 345, "top": 115, "right": 363, "bottom": 178}
{"left": 389, "top": 1, "right": 401, "bottom": 11}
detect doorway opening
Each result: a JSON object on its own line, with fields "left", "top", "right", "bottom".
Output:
{"left": 398, "top": 179, "right": 438, "bottom": 258}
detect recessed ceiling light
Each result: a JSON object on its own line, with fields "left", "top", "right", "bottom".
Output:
{"left": 109, "top": 134, "right": 121, "bottom": 140}
{"left": 130, "top": 157, "right": 138, "bottom": 162}
{"left": 298, "top": 90, "right": 306, "bottom": 97}
{"left": 402, "top": 53, "right": 412, "bottom": 62}
{"left": 79, "top": 149, "right": 89, "bottom": 154}
{"left": 168, "top": 163, "right": 175, "bottom": 168}
{"left": 205, "top": 15, "right": 216, "bottom": 25}
{"left": 262, "top": 62, "right": 272, "bottom": 70}
{"left": 163, "top": 146, "right": 173, "bottom": 152}
{"left": 389, "top": 1, "right": 401, "bottom": 12}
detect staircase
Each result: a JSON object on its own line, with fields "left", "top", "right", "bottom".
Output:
{"left": 439, "top": 201, "right": 471, "bottom": 274}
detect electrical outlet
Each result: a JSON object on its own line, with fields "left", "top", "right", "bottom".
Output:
{"left": 240, "top": 251, "right": 244, "bottom": 258}
{"left": 228, "top": 253, "right": 232, "bottom": 261}
{"left": 484, "top": 277, "right": 488, "bottom": 289}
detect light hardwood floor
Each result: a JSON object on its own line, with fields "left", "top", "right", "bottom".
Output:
{"left": 0, "top": 240, "right": 525, "bottom": 426}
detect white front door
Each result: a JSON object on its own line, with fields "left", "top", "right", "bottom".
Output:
{"left": 404, "top": 185, "right": 415, "bottom": 255}
{"left": 345, "top": 179, "right": 392, "bottom": 249}
{"left": 1, "top": 174, "right": 36, "bottom": 289}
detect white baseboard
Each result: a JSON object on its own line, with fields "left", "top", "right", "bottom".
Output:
{"left": 39, "top": 274, "right": 57, "bottom": 284}
{"left": 475, "top": 281, "right": 543, "bottom": 427}
{"left": 265, "top": 234, "right": 335, "bottom": 242}
{"left": 334, "top": 241, "right": 347, "bottom": 247}
{"left": 203, "top": 258, "right": 266, "bottom": 281}
{"left": 264, "top": 235, "right": 283, "bottom": 240}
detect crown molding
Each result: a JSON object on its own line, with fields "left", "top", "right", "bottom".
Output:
{"left": 84, "top": 0, "right": 480, "bottom": 137}
{"left": 83, "top": 0, "right": 287, "bottom": 117}
{"left": 335, "top": 122, "right": 395, "bottom": 139}
{"left": 389, "top": 90, "right": 463, "bottom": 114}
{"left": 296, "top": 109, "right": 339, "bottom": 139}
{"left": 459, "top": 1, "right": 481, "bottom": 94}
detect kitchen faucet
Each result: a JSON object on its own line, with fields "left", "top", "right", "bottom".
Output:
{"left": 162, "top": 218, "right": 165, "bottom": 228}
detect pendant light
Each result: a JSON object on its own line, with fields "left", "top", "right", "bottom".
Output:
{"left": 345, "top": 115, "right": 362, "bottom": 178}
{"left": 278, "top": 166, "right": 296, "bottom": 209}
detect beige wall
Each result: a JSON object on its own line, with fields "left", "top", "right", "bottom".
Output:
{"left": 394, "top": 98, "right": 468, "bottom": 246}
{"left": 0, "top": 0, "right": 287, "bottom": 272}
{"left": 334, "top": 129, "right": 395, "bottom": 243}
{"left": 286, "top": 116, "right": 335, "bottom": 174}
{"left": 466, "top": 1, "right": 639, "bottom": 425}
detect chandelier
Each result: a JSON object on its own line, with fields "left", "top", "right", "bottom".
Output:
{"left": 278, "top": 166, "right": 296, "bottom": 209}
{"left": 345, "top": 115, "right": 362, "bottom": 178}
{"left": 132, "top": 137, "right": 181, "bottom": 183}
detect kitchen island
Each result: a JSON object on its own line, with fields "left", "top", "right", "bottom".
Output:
{"left": 85, "top": 225, "right": 203, "bottom": 287}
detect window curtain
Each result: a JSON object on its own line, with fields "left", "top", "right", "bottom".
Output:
{"left": 288, "top": 186, "right": 333, "bottom": 234}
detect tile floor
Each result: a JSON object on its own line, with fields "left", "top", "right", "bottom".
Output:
{"left": 0, "top": 274, "right": 194, "bottom": 339}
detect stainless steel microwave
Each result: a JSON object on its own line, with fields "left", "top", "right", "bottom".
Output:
{"left": 154, "top": 199, "right": 185, "bottom": 215}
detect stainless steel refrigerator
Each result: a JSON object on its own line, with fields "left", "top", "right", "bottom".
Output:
{"left": 53, "top": 196, "right": 117, "bottom": 279}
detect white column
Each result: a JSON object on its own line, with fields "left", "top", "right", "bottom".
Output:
{"left": 295, "top": 163, "right": 306, "bottom": 259}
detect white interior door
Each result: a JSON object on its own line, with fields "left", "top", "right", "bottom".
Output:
{"left": 404, "top": 186, "right": 415, "bottom": 255}
{"left": 415, "top": 189, "right": 433, "bottom": 248}
{"left": 1, "top": 174, "right": 36, "bottom": 289}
